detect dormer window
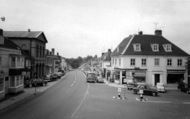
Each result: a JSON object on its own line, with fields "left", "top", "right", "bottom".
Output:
{"left": 133, "top": 43, "right": 141, "bottom": 52}
{"left": 163, "top": 44, "right": 172, "bottom": 52}
{"left": 151, "top": 44, "right": 159, "bottom": 52}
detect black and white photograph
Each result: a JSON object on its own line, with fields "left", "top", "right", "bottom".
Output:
{"left": 0, "top": 0, "right": 190, "bottom": 119}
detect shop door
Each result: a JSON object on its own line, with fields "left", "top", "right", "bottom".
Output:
{"left": 154, "top": 74, "right": 160, "bottom": 86}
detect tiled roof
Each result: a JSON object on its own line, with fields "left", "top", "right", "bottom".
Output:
{"left": 111, "top": 35, "right": 132, "bottom": 56}
{"left": 4, "top": 31, "right": 47, "bottom": 43}
{"left": 113, "top": 34, "right": 189, "bottom": 57}
{"left": 0, "top": 38, "right": 20, "bottom": 50}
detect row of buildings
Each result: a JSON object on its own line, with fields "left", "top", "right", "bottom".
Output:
{"left": 0, "top": 29, "right": 67, "bottom": 100}
{"left": 101, "top": 30, "right": 189, "bottom": 89}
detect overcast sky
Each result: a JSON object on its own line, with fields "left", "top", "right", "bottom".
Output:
{"left": 0, "top": 0, "right": 190, "bottom": 58}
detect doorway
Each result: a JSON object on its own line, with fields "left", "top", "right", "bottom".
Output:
{"left": 154, "top": 74, "right": 160, "bottom": 86}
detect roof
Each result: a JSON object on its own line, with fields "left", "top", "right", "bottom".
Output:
{"left": 0, "top": 38, "right": 21, "bottom": 50}
{"left": 112, "top": 34, "right": 189, "bottom": 57}
{"left": 4, "top": 31, "right": 48, "bottom": 43}
{"left": 111, "top": 35, "right": 132, "bottom": 56}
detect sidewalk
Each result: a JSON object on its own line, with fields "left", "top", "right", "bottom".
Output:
{"left": 103, "top": 78, "right": 125, "bottom": 88}
{"left": 0, "top": 77, "right": 63, "bottom": 112}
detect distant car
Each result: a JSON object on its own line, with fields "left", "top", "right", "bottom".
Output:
{"left": 179, "top": 83, "right": 190, "bottom": 94}
{"left": 50, "top": 74, "right": 59, "bottom": 81}
{"left": 133, "top": 84, "right": 158, "bottom": 96}
{"left": 156, "top": 83, "right": 166, "bottom": 93}
{"left": 126, "top": 82, "right": 136, "bottom": 90}
{"left": 86, "top": 72, "right": 97, "bottom": 83}
{"left": 44, "top": 74, "right": 51, "bottom": 82}
{"left": 97, "top": 76, "right": 104, "bottom": 83}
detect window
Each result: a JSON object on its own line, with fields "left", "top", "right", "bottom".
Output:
{"left": 119, "top": 58, "right": 121, "bottom": 66}
{"left": 11, "top": 57, "right": 16, "bottom": 67}
{"left": 163, "top": 44, "right": 172, "bottom": 52}
{"left": 0, "top": 77, "right": 4, "bottom": 91}
{"left": 10, "top": 76, "right": 15, "bottom": 87}
{"left": 133, "top": 43, "right": 141, "bottom": 51}
{"left": 142, "top": 58, "right": 146, "bottom": 66}
{"left": 154, "top": 58, "right": 160, "bottom": 66}
{"left": 115, "top": 58, "right": 117, "bottom": 65}
{"left": 177, "top": 59, "right": 182, "bottom": 66}
{"left": 167, "top": 59, "right": 172, "bottom": 66}
{"left": 151, "top": 44, "right": 159, "bottom": 52}
{"left": 130, "top": 59, "right": 135, "bottom": 66}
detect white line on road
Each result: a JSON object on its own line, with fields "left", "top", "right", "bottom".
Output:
{"left": 70, "top": 72, "right": 77, "bottom": 87}
{"left": 71, "top": 84, "right": 89, "bottom": 118}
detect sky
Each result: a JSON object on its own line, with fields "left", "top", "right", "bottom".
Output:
{"left": 0, "top": 0, "right": 190, "bottom": 58}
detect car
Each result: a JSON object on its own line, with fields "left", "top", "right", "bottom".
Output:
{"left": 44, "top": 74, "right": 51, "bottom": 82}
{"left": 50, "top": 73, "right": 59, "bottom": 81}
{"left": 97, "top": 76, "right": 104, "bottom": 83}
{"left": 86, "top": 72, "right": 97, "bottom": 83}
{"left": 156, "top": 83, "right": 166, "bottom": 93}
{"left": 126, "top": 82, "right": 136, "bottom": 90}
{"left": 179, "top": 83, "right": 190, "bottom": 94}
{"left": 133, "top": 84, "right": 158, "bottom": 96}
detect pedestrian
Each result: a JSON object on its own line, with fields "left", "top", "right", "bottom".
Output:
{"left": 117, "top": 87, "right": 122, "bottom": 99}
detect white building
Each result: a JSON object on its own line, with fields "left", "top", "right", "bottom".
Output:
{"left": 111, "top": 30, "right": 189, "bottom": 89}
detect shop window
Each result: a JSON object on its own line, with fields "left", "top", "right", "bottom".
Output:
{"left": 0, "top": 77, "right": 4, "bottom": 91}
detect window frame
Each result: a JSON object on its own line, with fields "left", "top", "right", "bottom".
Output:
{"left": 151, "top": 44, "right": 159, "bottom": 52}
{"left": 177, "top": 59, "right": 182, "bottom": 66}
{"left": 167, "top": 58, "right": 172, "bottom": 66}
{"left": 141, "top": 58, "right": 147, "bottom": 66}
{"left": 130, "top": 58, "right": 135, "bottom": 66}
{"left": 133, "top": 43, "right": 141, "bottom": 52}
{"left": 154, "top": 58, "right": 160, "bottom": 66}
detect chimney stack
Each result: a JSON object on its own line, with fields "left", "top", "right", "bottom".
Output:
{"left": 28, "top": 29, "right": 31, "bottom": 32}
{"left": 155, "top": 30, "right": 162, "bottom": 36}
{"left": 0, "top": 29, "right": 4, "bottom": 45}
{"left": 52, "top": 48, "right": 55, "bottom": 55}
{"left": 138, "top": 31, "right": 143, "bottom": 35}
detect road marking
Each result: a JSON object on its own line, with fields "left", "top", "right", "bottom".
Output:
{"left": 71, "top": 84, "right": 89, "bottom": 118}
{"left": 70, "top": 72, "right": 77, "bottom": 87}
{"left": 146, "top": 100, "right": 171, "bottom": 104}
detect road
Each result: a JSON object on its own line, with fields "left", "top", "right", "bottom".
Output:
{"left": 0, "top": 70, "right": 190, "bottom": 119}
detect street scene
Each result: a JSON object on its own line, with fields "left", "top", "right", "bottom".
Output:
{"left": 1, "top": 0, "right": 190, "bottom": 119}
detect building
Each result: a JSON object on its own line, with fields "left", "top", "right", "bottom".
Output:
{"left": 4, "top": 30, "right": 48, "bottom": 80}
{"left": 0, "top": 29, "right": 25, "bottom": 99}
{"left": 111, "top": 30, "right": 189, "bottom": 89}
{"left": 101, "top": 49, "right": 112, "bottom": 81}
{"left": 45, "top": 48, "right": 61, "bottom": 75}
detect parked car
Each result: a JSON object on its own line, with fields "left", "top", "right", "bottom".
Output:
{"left": 97, "top": 76, "right": 104, "bottom": 83}
{"left": 44, "top": 74, "right": 51, "bottom": 82}
{"left": 86, "top": 72, "right": 97, "bottom": 83}
{"left": 156, "top": 83, "right": 166, "bottom": 93}
{"left": 50, "top": 73, "right": 59, "bottom": 81}
{"left": 133, "top": 84, "right": 158, "bottom": 96}
{"left": 126, "top": 82, "right": 136, "bottom": 90}
{"left": 179, "top": 83, "right": 190, "bottom": 94}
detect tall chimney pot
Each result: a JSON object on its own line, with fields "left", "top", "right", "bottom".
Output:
{"left": 155, "top": 30, "right": 162, "bottom": 36}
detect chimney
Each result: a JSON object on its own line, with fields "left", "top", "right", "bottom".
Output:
{"left": 57, "top": 52, "right": 59, "bottom": 56}
{"left": 0, "top": 29, "right": 4, "bottom": 45}
{"left": 138, "top": 31, "right": 143, "bottom": 35}
{"left": 28, "top": 29, "right": 31, "bottom": 32}
{"left": 108, "top": 49, "right": 111, "bottom": 54}
{"left": 52, "top": 48, "right": 55, "bottom": 55}
{"left": 155, "top": 29, "right": 162, "bottom": 36}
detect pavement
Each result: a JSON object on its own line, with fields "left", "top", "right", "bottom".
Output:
{"left": 0, "top": 70, "right": 190, "bottom": 119}
{"left": 0, "top": 75, "right": 64, "bottom": 112}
